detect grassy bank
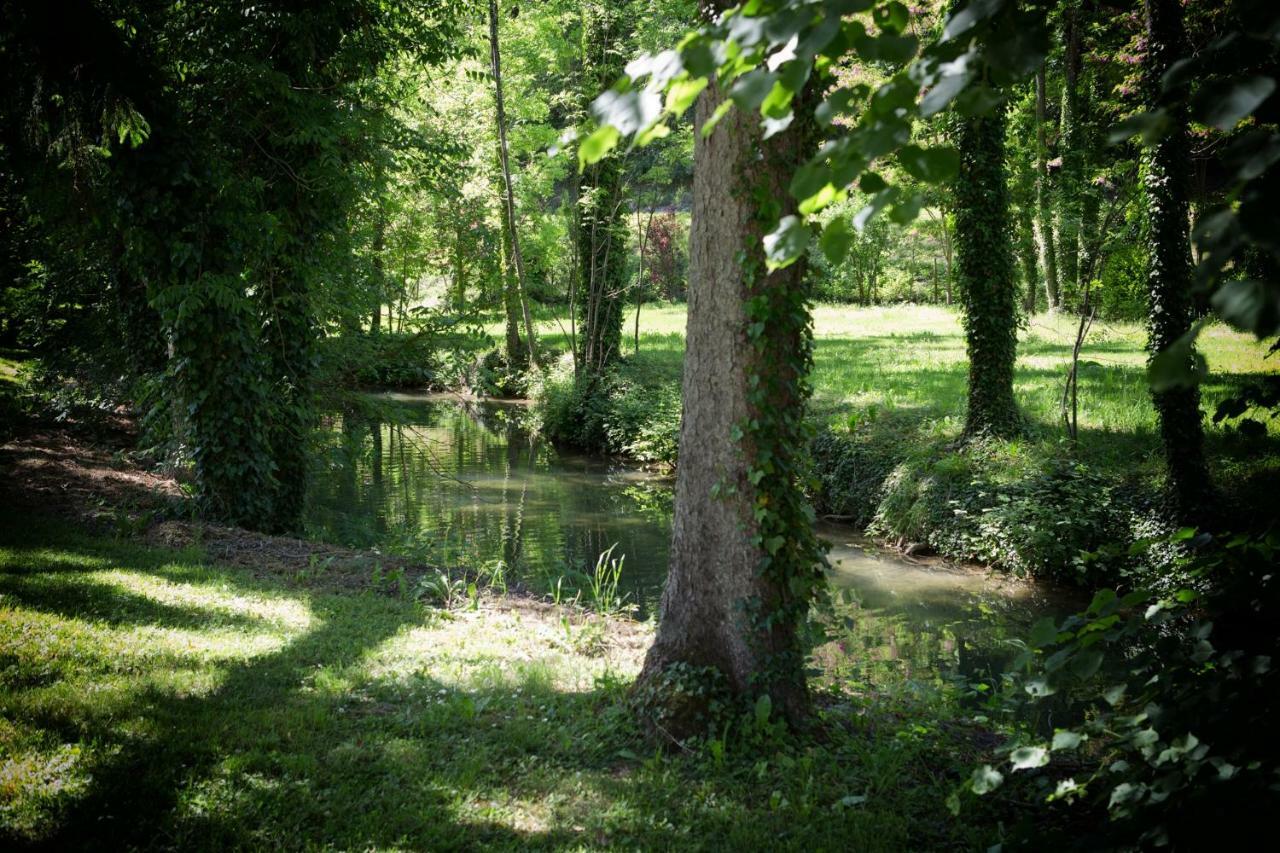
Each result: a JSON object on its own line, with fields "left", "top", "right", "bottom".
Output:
{"left": 0, "top": 511, "right": 1026, "bottom": 850}
{"left": 528, "top": 304, "right": 1278, "bottom": 581}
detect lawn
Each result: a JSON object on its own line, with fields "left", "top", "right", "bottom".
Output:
{"left": 522, "top": 302, "right": 1277, "bottom": 472}
{"left": 0, "top": 513, "right": 1008, "bottom": 850}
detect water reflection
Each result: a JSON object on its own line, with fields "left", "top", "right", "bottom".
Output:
{"left": 306, "top": 397, "right": 676, "bottom": 611}
{"left": 306, "top": 396, "right": 1076, "bottom": 692}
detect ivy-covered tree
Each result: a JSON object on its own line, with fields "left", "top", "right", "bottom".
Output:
{"left": 954, "top": 84, "right": 1021, "bottom": 438}
{"left": 576, "top": 1, "right": 634, "bottom": 377}
{"left": 1141, "top": 0, "right": 1213, "bottom": 521}
{"left": 629, "top": 0, "right": 825, "bottom": 736}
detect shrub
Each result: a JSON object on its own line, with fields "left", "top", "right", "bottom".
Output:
{"left": 964, "top": 530, "right": 1280, "bottom": 849}
{"left": 534, "top": 358, "right": 681, "bottom": 465}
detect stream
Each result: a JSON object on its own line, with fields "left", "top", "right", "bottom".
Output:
{"left": 305, "top": 395, "right": 1079, "bottom": 691}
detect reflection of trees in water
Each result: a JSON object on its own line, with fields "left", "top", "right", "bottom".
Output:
{"left": 306, "top": 403, "right": 672, "bottom": 611}
{"left": 814, "top": 590, "right": 1029, "bottom": 694}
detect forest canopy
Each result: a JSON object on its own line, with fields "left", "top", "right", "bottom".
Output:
{"left": 1, "top": 0, "right": 1278, "bottom": 849}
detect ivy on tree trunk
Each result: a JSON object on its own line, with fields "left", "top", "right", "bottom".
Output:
{"left": 634, "top": 17, "right": 823, "bottom": 739}
{"left": 1142, "top": 0, "right": 1213, "bottom": 522}
{"left": 955, "top": 88, "right": 1021, "bottom": 439}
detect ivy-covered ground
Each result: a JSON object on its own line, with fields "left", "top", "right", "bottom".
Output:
{"left": 0, "top": 508, "right": 1038, "bottom": 850}
{"left": 528, "top": 304, "right": 1279, "bottom": 581}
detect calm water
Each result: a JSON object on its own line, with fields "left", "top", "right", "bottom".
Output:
{"left": 306, "top": 395, "right": 1075, "bottom": 690}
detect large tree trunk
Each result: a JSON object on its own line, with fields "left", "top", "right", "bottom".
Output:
{"left": 1035, "top": 65, "right": 1060, "bottom": 311}
{"left": 635, "top": 61, "right": 821, "bottom": 738}
{"left": 956, "top": 86, "right": 1021, "bottom": 438}
{"left": 1143, "top": 0, "right": 1212, "bottom": 522}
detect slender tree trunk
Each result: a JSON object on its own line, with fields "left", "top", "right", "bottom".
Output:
{"left": 634, "top": 205, "right": 655, "bottom": 354}
{"left": 934, "top": 207, "right": 954, "bottom": 304}
{"left": 488, "top": 0, "right": 537, "bottom": 367}
{"left": 371, "top": 207, "right": 385, "bottom": 334}
{"left": 1035, "top": 65, "right": 1060, "bottom": 311}
{"left": 1018, "top": 200, "right": 1040, "bottom": 315}
{"left": 1143, "top": 0, "right": 1212, "bottom": 522}
{"left": 1077, "top": 74, "right": 1102, "bottom": 294}
{"left": 956, "top": 86, "right": 1021, "bottom": 438}
{"left": 496, "top": 179, "right": 523, "bottom": 361}
{"left": 635, "top": 45, "right": 821, "bottom": 737}
{"left": 1057, "top": 7, "right": 1084, "bottom": 301}
{"left": 577, "top": 1, "right": 632, "bottom": 377}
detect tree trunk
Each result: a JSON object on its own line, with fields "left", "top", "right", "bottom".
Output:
{"left": 370, "top": 216, "right": 384, "bottom": 335}
{"left": 635, "top": 58, "right": 821, "bottom": 738}
{"left": 956, "top": 86, "right": 1021, "bottom": 438}
{"left": 1143, "top": 0, "right": 1213, "bottom": 522}
{"left": 577, "top": 1, "right": 632, "bottom": 377}
{"left": 1057, "top": 7, "right": 1084, "bottom": 301}
{"left": 497, "top": 185, "right": 523, "bottom": 361}
{"left": 489, "top": 0, "right": 537, "bottom": 367}
{"left": 1018, "top": 200, "right": 1040, "bottom": 315}
{"left": 1035, "top": 65, "right": 1060, "bottom": 311}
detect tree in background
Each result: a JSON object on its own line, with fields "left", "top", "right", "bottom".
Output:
{"left": 954, "top": 77, "right": 1021, "bottom": 438}
{"left": 1034, "top": 63, "right": 1061, "bottom": 311}
{"left": 489, "top": 0, "right": 538, "bottom": 368}
{"left": 576, "top": 1, "right": 634, "bottom": 377}
{"left": 1141, "top": 0, "right": 1212, "bottom": 521}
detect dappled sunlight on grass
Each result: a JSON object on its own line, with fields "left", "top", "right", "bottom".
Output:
{"left": 0, "top": 512, "right": 1010, "bottom": 849}
{"left": 359, "top": 605, "right": 646, "bottom": 696}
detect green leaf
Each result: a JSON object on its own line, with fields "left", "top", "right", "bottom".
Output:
{"left": 1028, "top": 616, "right": 1058, "bottom": 649}
{"left": 1210, "top": 279, "right": 1280, "bottom": 338}
{"left": 798, "top": 182, "right": 839, "bottom": 215}
{"left": 1052, "top": 731, "right": 1084, "bottom": 751}
{"left": 754, "top": 693, "right": 772, "bottom": 728}
{"left": 578, "top": 126, "right": 620, "bottom": 170}
{"left": 763, "top": 215, "right": 809, "bottom": 270}
{"left": 666, "top": 77, "right": 708, "bottom": 116}
{"left": 730, "top": 70, "right": 780, "bottom": 111}
{"left": 701, "top": 100, "right": 735, "bottom": 138}
{"left": 1148, "top": 324, "right": 1207, "bottom": 391}
{"left": 1108, "top": 111, "right": 1169, "bottom": 145}
{"left": 1009, "top": 746, "right": 1049, "bottom": 771}
{"left": 1199, "top": 76, "right": 1276, "bottom": 131}
{"left": 888, "top": 192, "right": 923, "bottom": 225}
{"left": 970, "top": 765, "right": 1003, "bottom": 795}
{"left": 1070, "top": 649, "right": 1104, "bottom": 680}
{"left": 898, "top": 145, "right": 960, "bottom": 184}
{"left": 820, "top": 217, "right": 854, "bottom": 263}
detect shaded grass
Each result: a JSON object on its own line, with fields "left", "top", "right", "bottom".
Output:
{"left": 0, "top": 513, "right": 1012, "bottom": 850}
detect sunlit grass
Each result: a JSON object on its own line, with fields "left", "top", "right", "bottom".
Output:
{"left": 1, "top": 514, "right": 1005, "bottom": 849}
{"left": 517, "top": 303, "right": 1275, "bottom": 475}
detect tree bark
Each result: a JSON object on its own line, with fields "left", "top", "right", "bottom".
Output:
{"left": 1143, "top": 0, "right": 1213, "bottom": 522}
{"left": 635, "top": 55, "right": 820, "bottom": 738}
{"left": 489, "top": 0, "right": 537, "bottom": 367}
{"left": 1035, "top": 65, "right": 1060, "bottom": 311}
{"left": 956, "top": 86, "right": 1021, "bottom": 438}
{"left": 1057, "top": 6, "right": 1084, "bottom": 300}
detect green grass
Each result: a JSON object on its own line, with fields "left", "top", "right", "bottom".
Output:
{"left": 522, "top": 303, "right": 1276, "bottom": 578}
{"left": 0, "top": 513, "right": 1011, "bottom": 850}
{"left": 525, "top": 302, "right": 1276, "bottom": 480}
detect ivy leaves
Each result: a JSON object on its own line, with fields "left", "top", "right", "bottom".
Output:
{"left": 582, "top": 0, "right": 1048, "bottom": 271}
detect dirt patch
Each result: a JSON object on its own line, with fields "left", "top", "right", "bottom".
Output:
{"left": 0, "top": 427, "right": 184, "bottom": 525}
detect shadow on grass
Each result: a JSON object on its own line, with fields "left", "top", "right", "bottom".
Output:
{"left": 1, "top": 516, "right": 971, "bottom": 851}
